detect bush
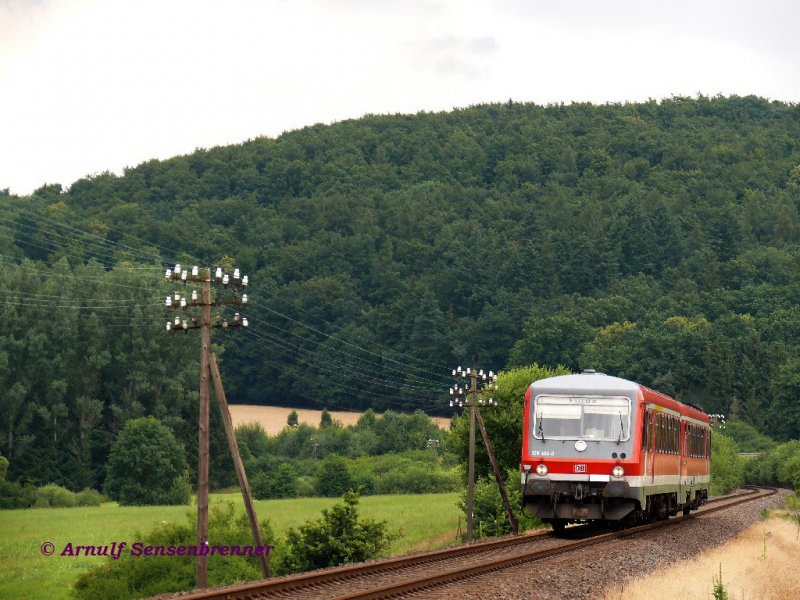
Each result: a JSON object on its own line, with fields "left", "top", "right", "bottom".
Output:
{"left": 711, "top": 430, "right": 743, "bottom": 495}
{"left": 278, "top": 492, "right": 396, "bottom": 573}
{"left": 250, "top": 463, "right": 299, "bottom": 500}
{"left": 104, "top": 417, "right": 190, "bottom": 506}
{"left": 458, "top": 470, "right": 540, "bottom": 540}
{"left": 317, "top": 455, "right": 354, "bottom": 497}
{"left": 0, "top": 479, "right": 36, "bottom": 509}
{"left": 74, "top": 502, "right": 276, "bottom": 599}
{"left": 75, "top": 488, "right": 103, "bottom": 507}
{"left": 235, "top": 423, "right": 271, "bottom": 461}
{"left": 295, "top": 476, "right": 317, "bottom": 497}
{"left": 0, "top": 453, "right": 8, "bottom": 481}
{"left": 34, "top": 484, "right": 76, "bottom": 508}
{"left": 744, "top": 440, "right": 800, "bottom": 486}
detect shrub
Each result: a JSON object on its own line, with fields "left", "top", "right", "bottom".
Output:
{"left": 287, "top": 410, "right": 299, "bottom": 427}
{"left": 295, "top": 476, "right": 317, "bottom": 497}
{"left": 34, "top": 484, "right": 76, "bottom": 508}
{"left": 104, "top": 417, "right": 190, "bottom": 506}
{"left": 75, "top": 488, "right": 103, "bottom": 507}
{"left": 710, "top": 430, "right": 743, "bottom": 495}
{"left": 458, "top": 470, "right": 540, "bottom": 540}
{"left": 317, "top": 454, "right": 354, "bottom": 497}
{"left": 74, "top": 502, "right": 276, "bottom": 599}
{"left": 0, "top": 479, "right": 36, "bottom": 509}
{"left": 320, "top": 408, "right": 333, "bottom": 427}
{"left": 235, "top": 423, "right": 271, "bottom": 461}
{"left": 251, "top": 463, "right": 299, "bottom": 500}
{"left": 778, "top": 454, "right": 800, "bottom": 490}
{"left": 278, "top": 492, "right": 396, "bottom": 573}
{"left": 0, "top": 453, "right": 8, "bottom": 481}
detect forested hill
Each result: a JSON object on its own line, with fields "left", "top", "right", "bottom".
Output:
{"left": 2, "top": 95, "right": 800, "bottom": 488}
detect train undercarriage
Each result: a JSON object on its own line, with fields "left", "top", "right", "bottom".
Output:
{"left": 524, "top": 480, "right": 709, "bottom": 531}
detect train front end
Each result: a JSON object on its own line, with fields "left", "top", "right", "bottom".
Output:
{"left": 521, "top": 371, "right": 643, "bottom": 529}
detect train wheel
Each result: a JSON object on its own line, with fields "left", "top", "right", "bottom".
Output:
{"left": 551, "top": 520, "right": 567, "bottom": 534}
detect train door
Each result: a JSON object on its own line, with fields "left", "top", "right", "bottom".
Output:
{"left": 679, "top": 419, "right": 687, "bottom": 504}
{"left": 648, "top": 409, "right": 656, "bottom": 484}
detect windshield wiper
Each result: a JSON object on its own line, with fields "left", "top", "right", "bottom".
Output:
{"left": 537, "top": 413, "right": 545, "bottom": 441}
{"left": 617, "top": 411, "right": 625, "bottom": 444}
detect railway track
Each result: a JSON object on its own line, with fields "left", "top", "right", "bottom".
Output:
{"left": 165, "top": 487, "right": 775, "bottom": 600}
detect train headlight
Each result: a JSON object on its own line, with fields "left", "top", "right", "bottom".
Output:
{"left": 612, "top": 466, "right": 625, "bottom": 478}
{"left": 536, "top": 464, "right": 548, "bottom": 477}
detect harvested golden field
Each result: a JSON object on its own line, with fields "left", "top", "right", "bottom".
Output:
{"left": 228, "top": 404, "right": 451, "bottom": 436}
{"left": 603, "top": 513, "right": 800, "bottom": 600}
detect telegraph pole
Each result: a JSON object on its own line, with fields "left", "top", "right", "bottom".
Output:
{"left": 449, "top": 366, "right": 499, "bottom": 541}
{"left": 165, "top": 264, "right": 266, "bottom": 588}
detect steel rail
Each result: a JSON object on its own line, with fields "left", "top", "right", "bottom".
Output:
{"left": 332, "top": 487, "right": 777, "bottom": 600}
{"left": 162, "top": 487, "right": 771, "bottom": 600}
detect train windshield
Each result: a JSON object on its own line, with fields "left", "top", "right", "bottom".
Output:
{"left": 533, "top": 396, "right": 631, "bottom": 442}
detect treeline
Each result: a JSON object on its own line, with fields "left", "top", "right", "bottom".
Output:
{"left": 2, "top": 95, "right": 800, "bottom": 492}
{"left": 238, "top": 409, "right": 456, "bottom": 499}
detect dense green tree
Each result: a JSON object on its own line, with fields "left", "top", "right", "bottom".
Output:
{"left": 104, "top": 417, "right": 190, "bottom": 506}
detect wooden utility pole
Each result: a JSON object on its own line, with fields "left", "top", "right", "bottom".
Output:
{"left": 450, "top": 366, "right": 499, "bottom": 542}
{"left": 165, "top": 264, "right": 261, "bottom": 589}
{"left": 197, "top": 277, "right": 211, "bottom": 588}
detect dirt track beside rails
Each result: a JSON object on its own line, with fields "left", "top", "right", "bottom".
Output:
{"left": 424, "top": 490, "right": 788, "bottom": 600}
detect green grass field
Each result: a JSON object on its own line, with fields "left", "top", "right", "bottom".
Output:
{"left": 0, "top": 492, "right": 460, "bottom": 600}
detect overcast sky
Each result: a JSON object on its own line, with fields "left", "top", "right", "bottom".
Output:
{"left": 1, "top": 0, "right": 799, "bottom": 196}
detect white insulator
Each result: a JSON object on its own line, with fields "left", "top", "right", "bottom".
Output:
{"left": 223, "top": 274, "right": 230, "bottom": 285}
{"left": 215, "top": 267, "right": 223, "bottom": 280}
{"left": 233, "top": 268, "right": 240, "bottom": 279}
{"left": 181, "top": 270, "right": 187, "bottom": 281}
{"left": 182, "top": 319, "right": 188, "bottom": 330}
{"left": 180, "top": 298, "right": 187, "bottom": 308}
{"left": 242, "top": 317, "right": 249, "bottom": 327}
{"left": 242, "top": 275, "right": 249, "bottom": 287}
{"left": 165, "top": 269, "right": 172, "bottom": 279}
{"left": 166, "top": 321, "right": 172, "bottom": 331}
{"left": 242, "top": 294, "right": 248, "bottom": 304}
{"left": 191, "top": 265, "right": 199, "bottom": 277}
{"left": 452, "top": 369, "right": 457, "bottom": 376}
{"left": 192, "top": 290, "right": 198, "bottom": 301}
{"left": 174, "top": 316, "right": 180, "bottom": 326}
{"left": 165, "top": 296, "right": 172, "bottom": 307}
{"left": 457, "top": 366, "right": 462, "bottom": 373}
{"left": 234, "top": 312, "right": 240, "bottom": 322}
{"left": 174, "top": 291, "right": 181, "bottom": 301}
{"left": 466, "top": 367, "right": 471, "bottom": 375}
{"left": 174, "top": 264, "right": 182, "bottom": 275}
{"left": 449, "top": 400, "right": 454, "bottom": 407}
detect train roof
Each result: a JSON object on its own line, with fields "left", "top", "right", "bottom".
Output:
{"left": 531, "top": 371, "right": 640, "bottom": 397}
{"left": 530, "top": 371, "right": 710, "bottom": 423}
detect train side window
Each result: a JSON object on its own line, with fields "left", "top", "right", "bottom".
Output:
{"left": 656, "top": 413, "right": 662, "bottom": 452}
{"left": 686, "top": 424, "right": 691, "bottom": 457}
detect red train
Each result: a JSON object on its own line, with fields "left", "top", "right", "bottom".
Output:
{"left": 521, "top": 370, "right": 710, "bottom": 530}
